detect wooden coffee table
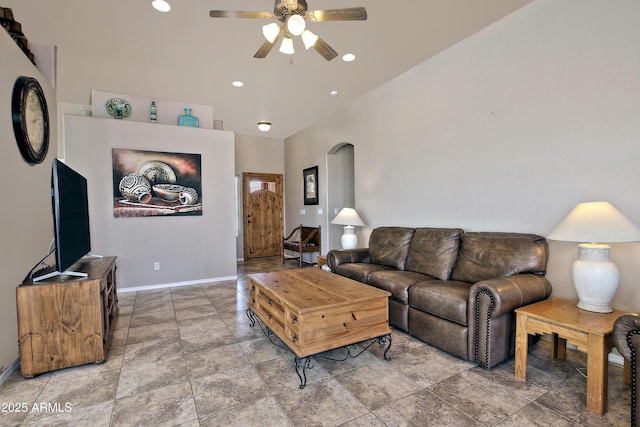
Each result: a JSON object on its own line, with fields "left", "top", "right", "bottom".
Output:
{"left": 515, "top": 298, "right": 626, "bottom": 415}
{"left": 247, "top": 268, "right": 392, "bottom": 388}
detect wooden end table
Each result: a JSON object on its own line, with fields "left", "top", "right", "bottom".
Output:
{"left": 316, "top": 255, "right": 327, "bottom": 269}
{"left": 515, "top": 298, "right": 626, "bottom": 415}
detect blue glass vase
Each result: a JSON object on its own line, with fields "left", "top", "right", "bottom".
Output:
{"left": 178, "top": 108, "right": 199, "bottom": 128}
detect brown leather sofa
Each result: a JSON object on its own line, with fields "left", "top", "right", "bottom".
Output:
{"left": 613, "top": 313, "right": 640, "bottom": 426}
{"left": 327, "top": 227, "right": 552, "bottom": 369}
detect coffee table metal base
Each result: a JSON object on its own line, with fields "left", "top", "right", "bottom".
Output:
{"left": 247, "top": 308, "right": 392, "bottom": 389}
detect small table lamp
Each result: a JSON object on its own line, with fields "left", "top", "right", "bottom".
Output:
{"left": 547, "top": 201, "right": 640, "bottom": 313}
{"left": 331, "top": 208, "right": 365, "bottom": 249}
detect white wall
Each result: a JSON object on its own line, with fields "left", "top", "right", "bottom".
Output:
{"left": 0, "top": 30, "right": 58, "bottom": 375}
{"left": 64, "top": 115, "right": 237, "bottom": 289}
{"left": 284, "top": 0, "right": 640, "bottom": 312}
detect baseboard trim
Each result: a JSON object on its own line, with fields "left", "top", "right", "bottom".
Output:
{"left": 0, "top": 358, "right": 20, "bottom": 386}
{"left": 609, "top": 351, "right": 624, "bottom": 367}
{"left": 119, "top": 275, "right": 238, "bottom": 293}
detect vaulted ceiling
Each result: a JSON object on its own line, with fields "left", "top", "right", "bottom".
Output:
{"left": 4, "top": 0, "right": 533, "bottom": 138}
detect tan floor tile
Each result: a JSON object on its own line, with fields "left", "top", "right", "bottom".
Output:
{"left": 0, "top": 257, "right": 632, "bottom": 426}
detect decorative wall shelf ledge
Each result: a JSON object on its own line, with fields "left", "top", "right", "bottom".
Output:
{"left": 91, "top": 89, "right": 216, "bottom": 129}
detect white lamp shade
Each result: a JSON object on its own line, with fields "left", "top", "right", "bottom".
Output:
{"left": 262, "top": 23, "right": 280, "bottom": 43}
{"left": 331, "top": 208, "right": 365, "bottom": 227}
{"left": 287, "top": 15, "right": 306, "bottom": 36}
{"left": 279, "top": 37, "right": 295, "bottom": 54}
{"left": 547, "top": 201, "right": 640, "bottom": 243}
{"left": 301, "top": 30, "right": 318, "bottom": 49}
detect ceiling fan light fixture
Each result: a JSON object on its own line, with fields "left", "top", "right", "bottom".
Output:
{"left": 279, "top": 36, "right": 295, "bottom": 54}
{"left": 287, "top": 14, "right": 306, "bottom": 36}
{"left": 301, "top": 29, "right": 318, "bottom": 49}
{"left": 152, "top": 0, "right": 171, "bottom": 12}
{"left": 262, "top": 23, "right": 280, "bottom": 43}
{"left": 257, "top": 121, "right": 271, "bottom": 132}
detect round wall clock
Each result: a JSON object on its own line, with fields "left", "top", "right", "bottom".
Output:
{"left": 11, "top": 76, "right": 50, "bottom": 164}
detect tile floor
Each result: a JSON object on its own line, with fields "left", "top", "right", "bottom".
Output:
{"left": 0, "top": 257, "right": 632, "bottom": 426}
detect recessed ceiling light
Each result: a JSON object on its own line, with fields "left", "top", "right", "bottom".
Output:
{"left": 232, "top": 81, "right": 244, "bottom": 87}
{"left": 342, "top": 53, "right": 355, "bottom": 62}
{"left": 330, "top": 90, "right": 339, "bottom": 97}
{"left": 152, "top": 0, "right": 171, "bottom": 12}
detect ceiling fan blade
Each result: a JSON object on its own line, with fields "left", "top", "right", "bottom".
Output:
{"left": 209, "top": 10, "right": 275, "bottom": 19}
{"left": 306, "top": 7, "right": 367, "bottom": 22}
{"left": 312, "top": 37, "right": 338, "bottom": 61}
{"left": 254, "top": 32, "right": 283, "bottom": 58}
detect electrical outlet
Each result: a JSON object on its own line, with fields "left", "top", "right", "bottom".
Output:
{"left": 154, "top": 262, "right": 160, "bottom": 270}
{"left": 300, "top": 209, "right": 306, "bottom": 215}
{"left": 318, "top": 208, "right": 323, "bottom": 215}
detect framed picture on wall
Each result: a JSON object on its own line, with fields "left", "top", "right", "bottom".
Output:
{"left": 303, "top": 166, "right": 318, "bottom": 205}
{"left": 112, "top": 148, "right": 202, "bottom": 217}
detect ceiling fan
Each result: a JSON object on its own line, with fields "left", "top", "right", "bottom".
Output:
{"left": 209, "top": 0, "right": 367, "bottom": 61}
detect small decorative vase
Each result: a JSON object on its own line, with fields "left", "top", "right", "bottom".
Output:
{"left": 179, "top": 187, "right": 199, "bottom": 205}
{"left": 150, "top": 101, "right": 157, "bottom": 123}
{"left": 178, "top": 108, "right": 199, "bottom": 128}
{"left": 119, "top": 173, "right": 152, "bottom": 204}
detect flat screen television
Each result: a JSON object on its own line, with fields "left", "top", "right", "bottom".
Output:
{"left": 31, "top": 159, "right": 92, "bottom": 282}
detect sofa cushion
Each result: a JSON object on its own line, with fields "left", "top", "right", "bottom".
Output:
{"left": 450, "top": 232, "right": 548, "bottom": 283}
{"left": 367, "top": 270, "right": 432, "bottom": 304}
{"left": 369, "top": 227, "right": 415, "bottom": 270}
{"left": 405, "top": 228, "right": 463, "bottom": 280}
{"left": 408, "top": 308, "right": 469, "bottom": 360}
{"left": 335, "top": 263, "right": 393, "bottom": 283}
{"left": 408, "top": 280, "right": 472, "bottom": 326}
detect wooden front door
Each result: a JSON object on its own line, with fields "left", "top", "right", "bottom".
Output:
{"left": 242, "top": 172, "right": 284, "bottom": 259}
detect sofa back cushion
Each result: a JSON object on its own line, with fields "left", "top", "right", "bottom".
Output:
{"left": 369, "top": 227, "right": 416, "bottom": 270}
{"left": 405, "top": 228, "right": 464, "bottom": 280}
{"left": 450, "top": 232, "right": 548, "bottom": 283}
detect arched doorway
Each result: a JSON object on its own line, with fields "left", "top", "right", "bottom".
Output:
{"left": 326, "top": 143, "right": 355, "bottom": 250}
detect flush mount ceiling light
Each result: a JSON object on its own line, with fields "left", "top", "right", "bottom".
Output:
{"left": 342, "top": 53, "right": 356, "bottom": 62}
{"left": 152, "top": 0, "right": 171, "bottom": 12}
{"left": 257, "top": 121, "right": 271, "bottom": 132}
{"left": 232, "top": 81, "right": 244, "bottom": 87}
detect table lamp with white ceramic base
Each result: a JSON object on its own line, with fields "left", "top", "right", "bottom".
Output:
{"left": 331, "top": 208, "right": 365, "bottom": 249}
{"left": 547, "top": 201, "right": 640, "bottom": 313}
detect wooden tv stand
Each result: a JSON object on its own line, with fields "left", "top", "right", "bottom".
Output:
{"left": 16, "top": 256, "right": 118, "bottom": 377}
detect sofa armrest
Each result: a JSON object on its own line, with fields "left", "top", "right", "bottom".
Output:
{"left": 327, "top": 248, "right": 371, "bottom": 272}
{"left": 614, "top": 313, "right": 640, "bottom": 361}
{"left": 469, "top": 274, "right": 552, "bottom": 369}
{"left": 470, "top": 274, "right": 552, "bottom": 318}
{"left": 613, "top": 313, "right": 640, "bottom": 427}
